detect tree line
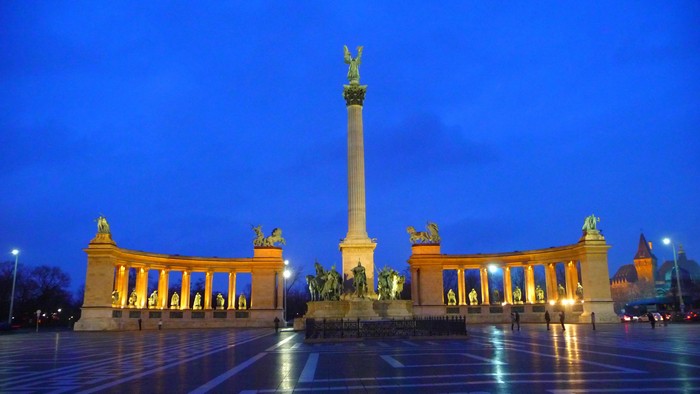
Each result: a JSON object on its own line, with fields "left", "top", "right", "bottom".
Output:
{"left": 0, "top": 260, "right": 81, "bottom": 328}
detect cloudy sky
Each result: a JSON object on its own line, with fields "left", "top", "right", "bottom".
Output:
{"left": 1, "top": 2, "right": 698, "bottom": 293}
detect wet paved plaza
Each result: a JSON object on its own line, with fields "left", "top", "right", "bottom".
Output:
{"left": 1, "top": 322, "right": 699, "bottom": 393}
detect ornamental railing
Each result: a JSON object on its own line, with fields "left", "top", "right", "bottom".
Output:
{"left": 305, "top": 316, "right": 467, "bottom": 340}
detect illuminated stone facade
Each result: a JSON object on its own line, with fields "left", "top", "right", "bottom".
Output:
{"left": 74, "top": 230, "right": 285, "bottom": 331}
{"left": 408, "top": 230, "right": 617, "bottom": 323}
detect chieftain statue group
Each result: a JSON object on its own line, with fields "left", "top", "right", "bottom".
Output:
{"left": 306, "top": 261, "right": 406, "bottom": 301}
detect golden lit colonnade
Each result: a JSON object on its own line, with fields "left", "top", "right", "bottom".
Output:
{"left": 74, "top": 230, "right": 285, "bottom": 331}
{"left": 408, "top": 229, "right": 617, "bottom": 323}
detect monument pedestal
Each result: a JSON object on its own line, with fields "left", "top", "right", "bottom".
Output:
{"left": 339, "top": 239, "right": 377, "bottom": 293}
{"left": 305, "top": 299, "right": 412, "bottom": 320}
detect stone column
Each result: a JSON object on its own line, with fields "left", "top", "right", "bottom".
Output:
{"left": 157, "top": 269, "right": 169, "bottom": 309}
{"left": 136, "top": 267, "right": 148, "bottom": 309}
{"left": 228, "top": 272, "right": 237, "bottom": 310}
{"left": 204, "top": 271, "right": 213, "bottom": 309}
{"left": 480, "top": 267, "right": 490, "bottom": 305}
{"left": 579, "top": 236, "right": 615, "bottom": 321}
{"left": 504, "top": 267, "right": 513, "bottom": 304}
{"left": 525, "top": 265, "right": 535, "bottom": 303}
{"left": 411, "top": 268, "right": 420, "bottom": 306}
{"left": 339, "top": 82, "right": 376, "bottom": 292}
{"left": 180, "top": 271, "right": 191, "bottom": 310}
{"left": 114, "top": 265, "right": 127, "bottom": 307}
{"left": 457, "top": 268, "right": 466, "bottom": 305}
{"left": 545, "top": 263, "right": 557, "bottom": 302}
{"left": 565, "top": 261, "right": 577, "bottom": 300}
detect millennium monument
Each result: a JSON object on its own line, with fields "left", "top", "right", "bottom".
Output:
{"left": 339, "top": 45, "right": 377, "bottom": 293}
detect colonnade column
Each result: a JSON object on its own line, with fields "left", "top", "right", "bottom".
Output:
{"left": 504, "top": 267, "right": 513, "bottom": 304}
{"left": 227, "top": 272, "right": 237, "bottom": 310}
{"left": 565, "top": 261, "right": 577, "bottom": 299}
{"left": 525, "top": 265, "right": 535, "bottom": 303}
{"left": 180, "top": 271, "right": 191, "bottom": 310}
{"left": 136, "top": 267, "right": 148, "bottom": 308}
{"left": 457, "top": 268, "right": 466, "bottom": 305}
{"left": 204, "top": 272, "right": 213, "bottom": 309}
{"left": 115, "top": 265, "right": 128, "bottom": 307}
{"left": 545, "top": 263, "right": 557, "bottom": 302}
{"left": 157, "top": 269, "right": 169, "bottom": 309}
{"left": 480, "top": 267, "right": 490, "bottom": 305}
{"left": 411, "top": 268, "right": 420, "bottom": 306}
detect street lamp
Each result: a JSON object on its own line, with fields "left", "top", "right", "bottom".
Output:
{"left": 7, "top": 249, "right": 19, "bottom": 325}
{"left": 283, "top": 260, "right": 291, "bottom": 323}
{"left": 663, "top": 238, "right": 685, "bottom": 313}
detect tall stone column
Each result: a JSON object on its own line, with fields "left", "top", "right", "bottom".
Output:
{"left": 457, "top": 268, "right": 466, "bottom": 305}
{"left": 545, "top": 263, "right": 557, "bottom": 302}
{"left": 228, "top": 272, "right": 237, "bottom": 310}
{"left": 136, "top": 268, "right": 148, "bottom": 309}
{"left": 180, "top": 271, "right": 190, "bottom": 310}
{"left": 204, "top": 271, "right": 213, "bottom": 309}
{"left": 525, "top": 265, "right": 535, "bottom": 303}
{"left": 565, "top": 261, "right": 577, "bottom": 299}
{"left": 504, "top": 267, "right": 513, "bottom": 304}
{"left": 339, "top": 78, "right": 376, "bottom": 292}
{"left": 480, "top": 267, "right": 490, "bottom": 304}
{"left": 157, "top": 269, "right": 169, "bottom": 309}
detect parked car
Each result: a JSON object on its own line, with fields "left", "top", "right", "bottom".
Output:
{"left": 684, "top": 310, "right": 700, "bottom": 322}
{"left": 620, "top": 314, "right": 637, "bottom": 322}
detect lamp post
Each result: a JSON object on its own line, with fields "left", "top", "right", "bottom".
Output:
{"left": 663, "top": 238, "right": 685, "bottom": 313}
{"left": 283, "top": 260, "right": 291, "bottom": 323}
{"left": 8, "top": 249, "right": 19, "bottom": 326}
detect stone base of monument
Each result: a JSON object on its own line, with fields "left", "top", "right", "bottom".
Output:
{"left": 305, "top": 299, "right": 413, "bottom": 321}
{"left": 74, "top": 307, "right": 121, "bottom": 331}
{"left": 372, "top": 300, "right": 413, "bottom": 318}
{"left": 74, "top": 307, "right": 284, "bottom": 330}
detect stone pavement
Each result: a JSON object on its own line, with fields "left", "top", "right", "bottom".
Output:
{"left": 1, "top": 322, "right": 699, "bottom": 393}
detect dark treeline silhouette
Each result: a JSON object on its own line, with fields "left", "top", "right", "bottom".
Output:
{"left": 0, "top": 261, "right": 81, "bottom": 328}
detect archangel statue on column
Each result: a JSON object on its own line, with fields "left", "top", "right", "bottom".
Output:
{"left": 344, "top": 45, "right": 363, "bottom": 85}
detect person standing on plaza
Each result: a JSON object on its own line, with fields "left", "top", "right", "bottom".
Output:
{"left": 138, "top": 318, "right": 142, "bottom": 331}
{"left": 511, "top": 312, "right": 516, "bottom": 331}
{"left": 591, "top": 312, "right": 596, "bottom": 330}
{"left": 274, "top": 316, "right": 280, "bottom": 333}
{"left": 544, "top": 310, "right": 551, "bottom": 331}
{"left": 559, "top": 311, "right": 566, "bottom": 331}
{"left": 158, "top": 319, "right": 163, "bottom": 330}
{"left": 515, "top": 311, "right": 521, "bottom": 331}
{"left": 648, "top": 312, "right": 656, "bottom": 329}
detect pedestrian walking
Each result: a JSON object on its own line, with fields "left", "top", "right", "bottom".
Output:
{"left": 274, "top": 316, "right": 280, "bottom": 333}
{"left": 510, "top": 312, "right": 516, "bottom": 331}
{"left": 138, "top": 318, "right": 142, "bottom": 331}
{"left": 591, "top": 312, "right": 596, "bottom": 330}
{"left": 158, "top": 319, "right": 163, "bottom": 330}
{"left": 559, "top": 311, "right": 566, "bottom": 331}
{"left": 515, "top": 311, "right": 521, "bottom": 331}
{"left": 544, "top": 310, "right": 551, "bottom": 331}
{"left": 648, "top": 312, "right": 655, "bottom": 329}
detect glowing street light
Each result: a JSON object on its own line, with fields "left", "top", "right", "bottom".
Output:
{"left": 663, "top": 238, "right": 685, "bottom": 313}
{"left": 7, "top": 249, "right": 19, "bottom": 326}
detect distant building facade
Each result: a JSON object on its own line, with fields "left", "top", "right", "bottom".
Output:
{"left": 610, "top": 233, "right": 698, "bottom": 312}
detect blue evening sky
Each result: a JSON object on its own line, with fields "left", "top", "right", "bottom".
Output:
{"left": 1, "top": 2, "right": 698, "bottom": 293}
